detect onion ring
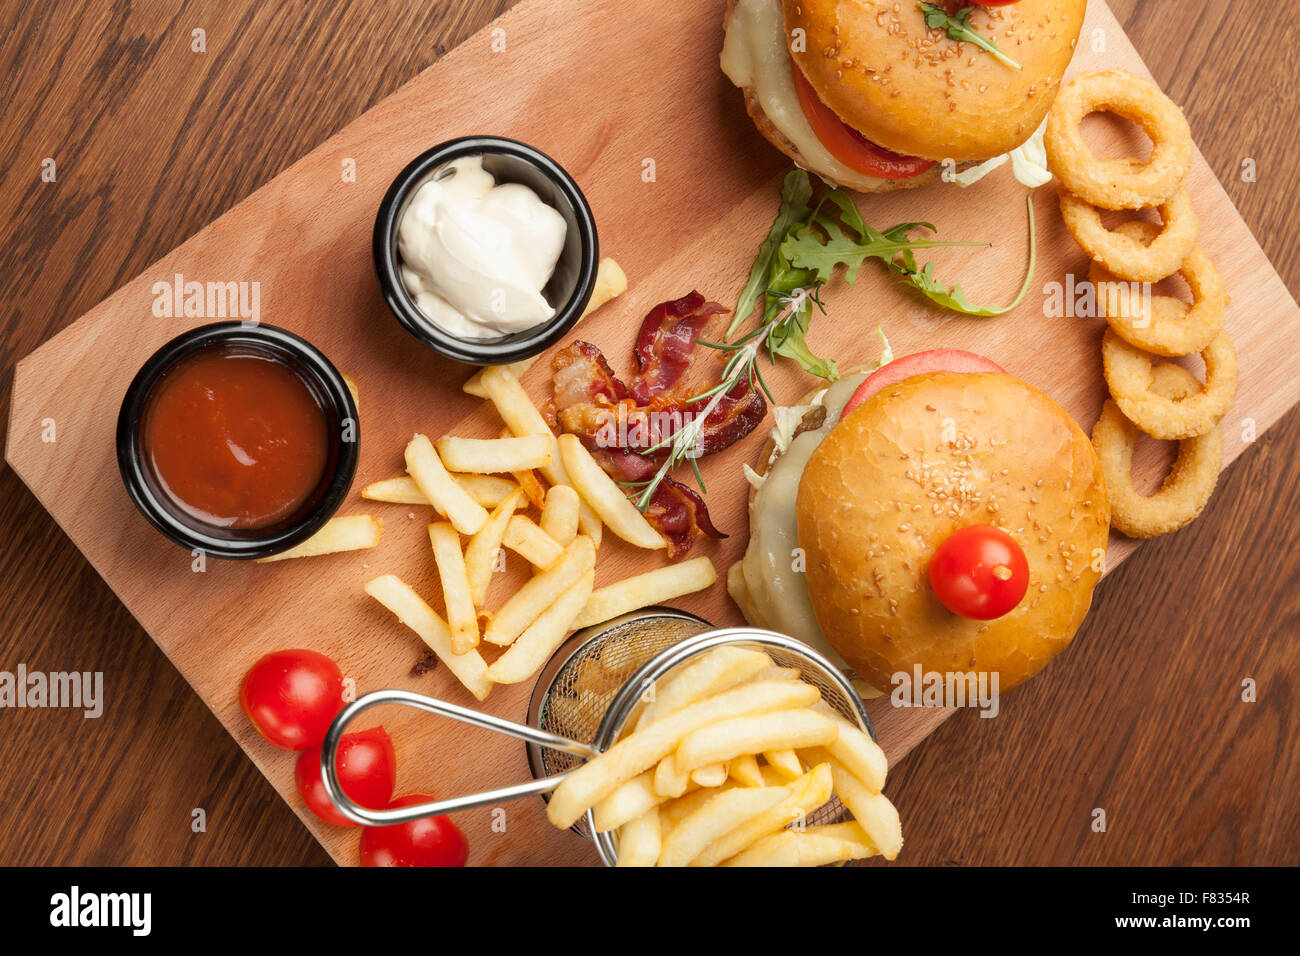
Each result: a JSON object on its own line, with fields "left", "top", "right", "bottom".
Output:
{"left": 1045, "top": 69, "right": 1192, "bottom": 210}
{"left": 1091, "top": 365, "right": 1223, "bottom": 538}
{"left": 1061, "top": 187, "right": 1198, "bottom": 282}
{"left": 1101, "top": 327, "right": 1237, "bottom": 439}
{"left": 1090, "top": 221, "right": 1226, "bottom": 356}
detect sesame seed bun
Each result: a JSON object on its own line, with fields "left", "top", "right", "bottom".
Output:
{"left": 795, "top": 371, "right": 1109, "bottom": 692}
{"left": 784, "top": 0, "right": 1087, "bottom": 162}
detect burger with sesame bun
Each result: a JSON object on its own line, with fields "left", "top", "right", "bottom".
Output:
{"left": 720, "top": 0, "right": 1087, "bottom": 193}
{"left": 728, "top": 349, "right": 1110, "bottom": 695}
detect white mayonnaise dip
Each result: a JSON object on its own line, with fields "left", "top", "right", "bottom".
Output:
{"left": 397, "top": 155, "right": 567, "bottom": 339}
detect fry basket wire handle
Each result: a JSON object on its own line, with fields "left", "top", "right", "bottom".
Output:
{"left": 319, "top": 688, "right": 599, "bottom": 826}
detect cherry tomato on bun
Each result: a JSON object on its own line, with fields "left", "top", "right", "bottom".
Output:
{"left": 295, "top": 726, "right": 397, "bottom": 827}
{"left": 240, "top": 648, "right": 344, "bottom": 751}
{"left": 792, "top": 67, "right": 936, "bottom": 180}
{"left": 843, "top": 349, "right": 1004, "bottom": 417}
{"left": 929, "top": 524, "right": 1030, "bottom": 620}
{"left": 359, "top": 794, "right": 469, "bottom": 867}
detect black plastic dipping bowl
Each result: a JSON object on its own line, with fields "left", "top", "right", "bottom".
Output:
{"left": 116, "top": 322, "right": 360, "bottom": 559}
{"left": 373, "top": 136, "right": 599, "bottom": 366}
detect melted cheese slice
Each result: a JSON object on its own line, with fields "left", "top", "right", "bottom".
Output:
{"left": 721, "top": 0, "right": 892, "bottom": 193}
{"left": 728, "top": 371, "right": 882, "bottom": 697}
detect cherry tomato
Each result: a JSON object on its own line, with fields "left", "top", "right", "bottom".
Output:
{"left": 359, "top": 794, "right": 469, "bottom": 867}
{"left": 240, "top": 648, "right": 344, "bottom": 751}
{"left": 295, "top": 726, "right": 396, "bottom": 827}
{"left": 792, "top": 67, "right": 936, "bottom": 180}
{"left": 842, "top": 349, "right": 1004, "bottom": 417}
{"left": 929, "top": 524, "right": 1030, "bottom": 620}
{"left": 970, "top": 1, "right": 1021, "bottom": 6}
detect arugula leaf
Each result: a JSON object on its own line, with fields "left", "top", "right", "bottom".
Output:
{"left": 782, "top": 217, "right": 977, "bottom": 287}
{"left": 920, "top": 2, "right": 1022, "bottom": 71}
{"left": 889, "top": 195, "right": 1037, "bottom": 316}
{"left": 730, "top": 169, "right": 814, "bottom": 337}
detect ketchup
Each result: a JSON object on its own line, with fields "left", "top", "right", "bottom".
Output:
{"left": 143, "top": 346, "right": 329, "bottom": 529}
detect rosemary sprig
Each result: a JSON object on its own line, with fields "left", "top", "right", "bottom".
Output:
{"left": 626, "top": 325, "right": 768, "bottom": 510}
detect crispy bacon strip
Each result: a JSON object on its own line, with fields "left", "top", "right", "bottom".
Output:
{"left": 550, "top": 292, "right": 767, "bottom": 557}
{"left": 631, "top": 292, "right": 729, "bottom": 404}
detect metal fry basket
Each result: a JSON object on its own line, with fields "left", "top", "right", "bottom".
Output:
{"left": 321, "top": 608, "right": 876, "bottom": 867}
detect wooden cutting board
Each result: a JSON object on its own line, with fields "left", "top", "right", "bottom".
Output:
{"left": 7, "top": 0, "right": 1299, "bottom": 866}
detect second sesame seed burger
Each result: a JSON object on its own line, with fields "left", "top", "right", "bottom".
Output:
{"left": 720, "top": 0, "right": 1087, "bottom": 193}
{"left": 729, "top": 350, "right": 1110, "bottom": 695}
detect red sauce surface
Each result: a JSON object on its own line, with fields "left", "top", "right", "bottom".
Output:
{"left": 144, "top": 347, "right": 329, "bottom": 529}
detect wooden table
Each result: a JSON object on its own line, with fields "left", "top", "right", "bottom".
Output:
{"left": 0, "top": 0, "right": 1295, "bottom": 866}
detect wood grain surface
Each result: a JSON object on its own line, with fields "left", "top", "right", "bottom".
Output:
{"left": 0, "top": 0, "right": 1296, "bottom": 866}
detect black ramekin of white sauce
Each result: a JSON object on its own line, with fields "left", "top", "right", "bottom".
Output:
{"left": 373, "top": 136, "right": 599, "bottom": 366}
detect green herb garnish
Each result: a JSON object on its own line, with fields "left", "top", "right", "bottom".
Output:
{"left": 920, "top": 3, "right": 1022, "bottom": 71}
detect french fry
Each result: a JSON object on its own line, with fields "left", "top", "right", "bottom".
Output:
{"left": 749, "top": 665, "right": 802, "bottom": 683}
{"left": 657, "top": 786, "right": 791, "bottom": 868}
{"left": 427, "top": 522, "right": 478, "bottom": 654}
{"left": 653, "top": 754, "right": 692, "bottom": 799}
{"left": 658, "top": 785, "right": 724, "bottom": 829}
{"left": 255, "top": 515, "right": 382, "bottom": 563}
{"left": 484, "top": 536, "right": 595, "bottom": 646}
{"left": 546, "top": 680, "right": 820, "bottom": 829}
{"left": 728, "top": 754, "right": 765, "bottom": 788}
{"left": 634, "top": 646, "right": 772, "bottom": 730}
{"left": 502, "top": 514, "right": 565, "bottom": 570}
{"left": 512, "top": 467, "right": 549, "bottom": 511}
{"left": 578, "top": 505, "right": 603, "bottom": 548}
{"left": 362, "top": 474, "right": 517, "bottom": 508}
{"left": 810, "top": 701, "right": 888, "bottom": 792}
{"left": 465, "top": 488, "right": 524, "bottom": 606}
{"left": 364, "top": 575, "right": 490, "bottom": 701}
{"left": 807, "top": 749, "right": 904, "bottom": 860}
{"left": 405, "top": 434, "right": 487, "bottom": 535}
{"left": 584, "top": 257, "right": 628, "bottom": 316}
{"left": 763, "top": 749, "right": 804, "bottom": 780}
{"left": 463, "top": 358, "right": 537, "bottom": 398}
{"left": 434, "top": 434, "right": 552, "bottom": 474}
{"left": 558, "top": 434, "right": 664, "bottom": 550}
{"left": 592, "top": 771, "right": 660, "bottom": 833}
{"left": 690, "top": 763, "right": 728, "bottom": 788}
{"left": 479, "top": 365, "right": 603, "bottom": 542}
{"left": 807, "top": 820, "right": 878, "bottom": 849}
{"left": 539, "top": 484, "right": 581, "bottom": 547}
{"left": 693, "top": 763, "right": 834, "bottom": 868}
{"left": 484, "top": 570, "right": 594, "bottom": 684}
{"left": 675, "top": 710, "right": 838, "bottom": 773}
{"left": 721, "top": 828, "right": 875, "bottom": 868}
{"left": 615, "top": 808, "right": 660, "bottom": 868}
{"left": 571, "top": 557, "right": 717, "bottom": 631}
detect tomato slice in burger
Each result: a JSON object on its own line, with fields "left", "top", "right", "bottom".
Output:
{"left": 792, "top": 67, "right": 936, "bottom": 180}
{"left": 842, "top": 349, "right": 1005, "bottom": 418}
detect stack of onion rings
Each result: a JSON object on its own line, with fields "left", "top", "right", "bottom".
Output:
{"left": 1091, "top": 365, "right": 1223, "bottom": 538}
{"left": 1090, "top": 222, "right": 1226, "bottom": 357}
{"left": 1046, "top": 69, "right": 1239, "bottom": 537}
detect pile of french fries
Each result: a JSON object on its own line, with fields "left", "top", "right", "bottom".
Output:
{"left": 545, "top": 645, "right": 903, "bottom": 867}
{"left": 258, "top": 259, "right": 718, "bottom": 697}
{"left": 360, "top": 359, "right": 717, "bottom": 700}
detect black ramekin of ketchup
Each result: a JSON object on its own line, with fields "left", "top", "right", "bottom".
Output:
{"left": 116, "top": 322, "right": 359, "bottom": 559}
{"left": 373, "top": 135, "right": 599, "bottom": 366}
